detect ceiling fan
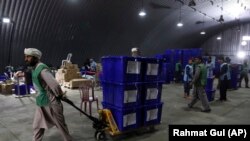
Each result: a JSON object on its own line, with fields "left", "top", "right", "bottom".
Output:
{"left": 149, "top": 2, "right": 171, "bottom": 9}
{"left": 195, "top": 21, "right": 205, "bottom": 24}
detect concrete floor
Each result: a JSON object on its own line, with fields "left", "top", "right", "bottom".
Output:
{"left": 0, "top": 80, "right": 250, "bottom": 141}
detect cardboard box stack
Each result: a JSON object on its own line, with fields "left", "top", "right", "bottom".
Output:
{"left": 0, "top": 82, "right": 14, "bottom": 95}
{"left": 55, "top": 62, "right": 87, "bottom": 89}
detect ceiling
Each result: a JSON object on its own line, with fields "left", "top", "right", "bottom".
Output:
{"left": 0, "top": 0, "right": 250, "bottom": 71}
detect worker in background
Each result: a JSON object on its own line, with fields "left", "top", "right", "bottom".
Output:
{"left": 206, "top": 56, "right": 215, "bottom": 78}
{"left": 183, "top": 59, "right": 193, "bottom": 98}
{"left": 239, "top": 59, "right": 249, "bottom": 88}
{"left": 4, "top": 65, "right": 14, "bottom": 79}
{"left": 24, "top": 66, "right": 33, "bottom": 94}
{"left": 90, "top": 58, "right": 97, "bottom": 72}
{"left": 218, "top": 56, "right": 230, "bottom": 101}
{"left": 225, "top": 57, "right": 232, "bottom": 89}
{"left": 175, "top": 60, "right": 182, "bottom": 83}
{"left": 14, "top": 66, "right": 33, "bottom": 95}
{"left": 83, "top": 58, "right": 91, "bottom": 71}
{"left": 131, "top": 47, "right": 141, "bottom": 57}
{"left": 188, "top": 56, "right": 211, "bottom": 113}
{"left": 24, "top": 48, "right": 72, "bottom": 141}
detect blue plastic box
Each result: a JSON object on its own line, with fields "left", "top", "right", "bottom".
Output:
{"left": 160, "top": 63, "right": 171, "bottom": 84}
{"left": 102, "top": 102, "right": 142, "bottom": 131}
{"left": 101, "top": 56, "right": 142, "bottom": 83}
{"left": 142, "top": 82, "right": 163, "bottom": 104}
{"left": 14, "top": 84, "right": 27, "bottom": 95}
{"left": 191, "top": 48, "right": 202, "bottom": 57}
{"left": 102, "top": 81, "right": 142, "bottom": 108}
{"left": 206, "top": 89, "right": 216, "bottom": 102}
{"left": 182, "top": 49, "right": 192, "bottom": 67}
{"left": 142, "top": 102, "right": 163, "bottom": 126}
{"left": 0, "top": 75, "right": 7, "bottom": 81}
{"left": 141, "top": 58, "right": 162, "bottom": 82}
{"left": 164, "top": 50, "right": 173, "bottom": 63}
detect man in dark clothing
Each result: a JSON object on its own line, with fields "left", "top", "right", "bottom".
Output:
{"left": 24, "top": 66, "right": 33, "bottom": 94}
{"left": 218, "top": 56, "right": 230, "bottom": 101}
{"left": 183, "top": 59, "right": 193, "bottom": 98}
{"left": 175, "top": 60, "right": 182, "bottom": 83}
{"left": 239, "top": 60, "right": 249, "bottom": 88}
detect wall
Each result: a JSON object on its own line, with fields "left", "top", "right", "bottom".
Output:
{"left": 201, "top": 23, "right": 250, "bottom": 64}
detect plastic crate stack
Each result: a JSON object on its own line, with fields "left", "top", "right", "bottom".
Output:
{"left": 162, "top": 48, "right": 202, "bottom": 82}
{"left": 141, "top": 57, "right": 163, "bottom": 127}
{"left": 101, "top": 56, "right": 163, "bottom": 132}
{"left": 154, "top": 54, "right": 171, "bottom": 84}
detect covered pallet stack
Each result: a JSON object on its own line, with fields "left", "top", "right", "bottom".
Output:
{"left": 55, "top": 62, "right": 84, "bottom": 89}
{"left": 101, "top": 56, "right": 163, "bottom": 132}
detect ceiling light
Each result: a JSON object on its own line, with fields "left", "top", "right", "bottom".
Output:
{"left": 227, "top": 3, "right": 244, "bottom": 18}
{"left": 217, "top": 36, "right": 222, "bottom": 40}
{"left": 177, "top": 22, "right": 183, "bottom": 27}
{"left": 2, "top": 17, "right": 10, "bottom": 23}
{"left": 218, "top": 15, "right": 224, "bottom": 22}
{"left": 237, "top": 51, "right": 246, "bottom": 59}
{"left": 188, "top": 0, "right": 196, "bottom": 6}
{"left": 242, "top": 36, "right": 250, "bottom": 41}
{"left": 200, "top": 31, "right": 206, "bottom": 35}
{"left": 139, "top": 10, "right": 146, "bottom": 17}
{"left": 241, "top": 41, "right": 247, "bottom": 46}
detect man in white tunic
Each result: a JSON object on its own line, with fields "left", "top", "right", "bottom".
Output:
{"left": 24, "top": 48, "right": 72, "bottom": 141}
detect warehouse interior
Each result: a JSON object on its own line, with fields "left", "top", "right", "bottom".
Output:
{"left": 0, "top": 0, "right": 250, "bottom": 141}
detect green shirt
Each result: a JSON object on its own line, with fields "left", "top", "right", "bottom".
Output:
{"left": 32, "top": 63, "right": 50, "bottom": 107}
{"left": 193, "top": 63, "right": 207, "bottom": 87}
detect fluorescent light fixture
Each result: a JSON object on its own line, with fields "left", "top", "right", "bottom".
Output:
{"left": 237, "top": 51, "right": 246, "bottom": 59}
{"left": 200, "top": 31, "right": 206, "bottom": 35}
{"left": 177, "top": 22, "right": 183, "bottom": 27}
{"left": 139, "top": 10, "right": 146, "bottom": 17}
{"left": 242, "top": 36, "right": 250, "bottom": 41}
{"left": 217, "top": 36, "right": 222, "bottom": 40}
{"left": 2, "top": 18, "right": 10, "bottom": 23}
{"left": 241, "top": 41, "right": 247, "bottom": 46}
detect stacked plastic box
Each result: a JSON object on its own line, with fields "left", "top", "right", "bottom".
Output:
{"left": 161, "top": 48, "right": 202, "bottom": 82}
{"left": 101, "top": 56, "right": 163, "bottom": 131}
{"left": 141, "top": 58, "right": 163, "bottom": 127}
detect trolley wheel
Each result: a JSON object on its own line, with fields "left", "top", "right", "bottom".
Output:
{"left": 95, "top": 131, "right": 106, "bottom": 141}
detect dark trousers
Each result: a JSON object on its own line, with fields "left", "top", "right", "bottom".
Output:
{"left": 239, "top": 73, "right": 249, "bottom": 87}
{"left": 175, "top": 71, "right": 182, "bottom": 83}
{"left": 220, "top": 78, "right": 228, "bottom": 100}
{"left": 184, "top": 81, "right": 191, "bottom": 96}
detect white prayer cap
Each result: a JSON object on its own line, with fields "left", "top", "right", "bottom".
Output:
{"left": 131, "top": 47, "right": 138, "bottom": 52}
{"left": 24, "top": 48, "right": 42, "bottom": 59}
